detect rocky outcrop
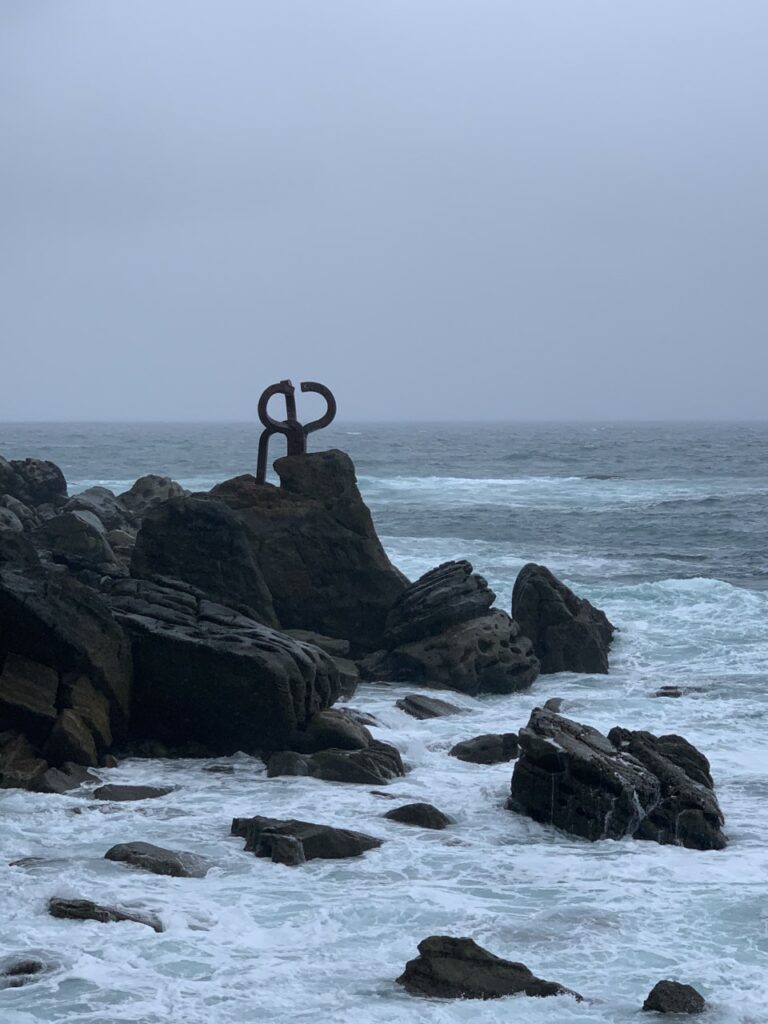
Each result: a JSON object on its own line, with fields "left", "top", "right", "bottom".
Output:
{"left": 266, "top": 739, "right": 405, "bottom": 785}
{"left": 232, "top": 815, "right": 382, "bottom": 863}
{"left": 368, "top": 562, "right": 539, "bottom": 694}
{"left": 512, "top": 563, "right": 615, "bottom": 674}
{"left": 384, "top": 803, "right": 451, "bottom": 829}
{"left": 396, "top": 694, "right": 465, "bottom": 719}
{"left": 289, "top": 708, "right": 373, "bottom": 753}
{"left": 642, "top": 980, "right": 706, "bottom": 1014}
{"left": 118, "top": 475, "right": 186, "bottom": 517}
{"left": 449, "top": 732, "right": 519, "bottom": 764}
{"left": 509, "top": 709, "right": 727, "bottom": 850}
{"left": 105, "top": 841, "right": 211, "bottom": 878}
{"left": 130, "top": 497, "right": 278, "bottom": 626}
{"left": 108, "top": 577, "right": 340, "bottom": 754}
{"left": 48, "top": 897, "right": 163, "bottom": 932}
{"left": 0, "top": 457, "right": 67, "bottom": 508}
{"left": 64, "top": 487, "right": 135, "bottom": 533}
{"left": 210, "top": 451, "right": 406, "bottom": 651}
{"left": 396, "top": 936, "right": 581, "bottom": 1000}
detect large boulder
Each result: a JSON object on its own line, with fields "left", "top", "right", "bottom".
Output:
{"left": 509, "top": 708, "right": 727, "bottom": 850}
{"left": 384, "top": 803, "right": 451, "bottom": 829}
{"left": 0, "top": 566, "right": 132, "bottom": 773}
{"left": 232, "top": 815, "right": 382, "bottom": 862}
{"left": 130, "top": 496, "right": 278, "bottom": 626}
{"left": 64, "top": 487, "right": 135, "bottom": 533}
{"left": 0, "top": 456, "right": 67, "bottom": 508}
{"left": 105, "top": 841, "right": 210, "bottom": 878}
{"left": 368, "top": 561, "right": 539, "bottom": 694}
{"left": 108, "top": 577, "right": 340, "bottom": 755}
{"left": 643, "top": 980, "right": 706, "bottom": 1014}
{"left": 396, "top": 936, "right": 581, "bottom": 1000}
{"left": 450, "top": 732, "right": 519, "bottom": 764}
{"left": 118, "top": 475, "right": 186, "bottom": 517}
{"left": 511, "top": 563, "right": 615, "bottom": 674}
{"left": 35, "top": 512, "right": 120, "bottom": 573}
{"left": 210, "top": 450, "right": 406, "bottom": 652}
{"left": 266, "top": 739, "right": 405, "bottom": 785}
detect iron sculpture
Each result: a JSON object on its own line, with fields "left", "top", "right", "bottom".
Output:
{"left": 256, "top": 379, "right": 337, "bottom": 484}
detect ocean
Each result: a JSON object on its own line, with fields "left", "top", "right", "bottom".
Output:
{"left": 1, "top": 421, "right": 766, "bottom": 1023}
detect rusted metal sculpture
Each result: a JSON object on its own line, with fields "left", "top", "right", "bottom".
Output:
{"left": 256, "top": 379, "right": 337, "bottom": 484}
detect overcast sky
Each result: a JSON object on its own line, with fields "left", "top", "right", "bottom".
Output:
{"left": 1, "top": 1, "right": 766, "bottom": 421}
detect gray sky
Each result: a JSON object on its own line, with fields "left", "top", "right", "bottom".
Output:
{"left": 1, "top": 1, "right": 766, "bottom": 421}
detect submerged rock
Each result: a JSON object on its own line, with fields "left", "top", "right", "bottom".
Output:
{"left": 266, "top": 740, "right": 405, "bottom": 785}
{"left": 512, "top": 563, "right": 615, "bottom": 674}
{"left": 384, "top": 802, "right": 452, "bottom": 829}
{"left": 449, "top": 732, "right": 519, "bottom": 765}
{"left": 48, "top": 896, "right": 163, "bottom": 932}
{"left": 232, "top": 815, "right": 382, "bottom": 863}
{"left": 642, "top": 980, "right": 707, "bottom": 1014}
{"left": 0, "top": 954, "right": 54, "bottom": 989}
{"left": 395, "top": 694, "right": 465, "bottom": 719}
{"left": 396, "top": 936, "right": 581, "bottom": 1000}
{"left": 105, "top": 841, "right": 211, "bottom": 878}
{"left": 93, "top": 784, "right": 174, "bottom": 802}
{"left": 509, "top": 708, "right": 727, "bottom": 850}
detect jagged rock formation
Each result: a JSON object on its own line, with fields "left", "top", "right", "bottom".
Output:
{"left": 232, "top": 815, "right": 382, "bottom": 863}
{"left": 364, "top": 561, "right": 539, "bottom": 694}
{"left": 509, "top": 708, "right": 726, "bottom": 850}
{"left": 108, "top": 577, "right": 341, "bottom": 755}
{"left": 396, "top": 936, "right": 581, "bottom": 1000}
{"left": 512, "top": 563, "right": 615, "bottom": 674}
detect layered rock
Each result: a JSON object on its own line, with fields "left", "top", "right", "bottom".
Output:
{"left": 366, "top": 561, "right": 539, "bottom": 694}
{"left": 210, "top": 450, "right": 406, "bottom": 651}
{"left": 396, "top": 694, "right": 465, "bottom": 719}
{"left": 232, "top": 815, "right": 382, "bottom": 863}
{"left": 396, "top": 936, "right": 581, "bottom": 1000}
{"left": 509, "top": 708, "right": 726, "bottom": 850}
{"left": 108, "top": 577, "right": 340, "bottom": 755}
{"left": 511, "top": 563, "right": 615, "bottom": 674}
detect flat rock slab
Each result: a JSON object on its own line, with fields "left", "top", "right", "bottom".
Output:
{"left": 104, "top": 841, "right": 211, "bottom": 878}
{"left": 48, "top": 896, "right": 163, "bottom": 933}
{"left": 643, "top": 980, "right": 707, "bottom": 1014}
{"left": 384, "top": 803, "right": 452, "bottom": 829}
{"left": 232, "top": 815, "right": 382, "bottom": 863}
{"left": 94, "top": 784, "right": 174, "bottom": 802}
{"left": 396, "top": 694, "right": 465, "bottom": 720}
{"left": 449, "top": 733, "right": 519, "bottom": 765}
{"left": 397, "top": 936, "right": 581, "bottom": 1000}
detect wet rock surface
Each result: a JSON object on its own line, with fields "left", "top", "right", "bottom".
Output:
{"left": 509, "top": 708, "right": 727, "bottom": 850}
{"left": 104, "top": 841, "right": 211, "bottom": 878}
{"left": 232, "top": 815, "right": 382, "bottom": 862}
{"left": 48, "top": 896, "right": 163, "bottom": 932}
{"left": 512, "top": 562, "right": 615, "bottom": 674}
{"left": 266, "top": 739, "right": 405, "bottom": 785}
{"left": 93, "top": 784, "right": 174, "bottom": 802}
{"left": 449, "top": 732, "right": 519, "bottom": 764}
{"left": 383, "top": 802, "right": 452, "bottom": 829}
{"left": 395, "top": 694, "right": 465, "bottom": 719}
{"left": 642, "top": 980, "right": 707, "bottom": 1014}
{"left": 396, "top": 935, "right": 581, "bottom": 1000}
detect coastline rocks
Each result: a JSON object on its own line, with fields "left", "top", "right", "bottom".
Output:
{"left": 266, "top": 740, "right": 405, "bottom": 785}
{"left": 210, "top": 451, "right": 406, "bottom": 652}
{"left": 371, "top": 562, "right": 539, "bottom": 694}
{"left": 0, "top": 456, "right": 67, "bottom": 508}
{"left": 48, "top": 896, "right": 163, "bottom": 933}
{"left": 511, "top": 563, "right": 615, "bottom": 674}
{"left": 35, "top": 512, "right": 119, "bottom": 574}
{"left": 384, "top": 803, "right": 451, "bottom": 829}
{"left": 105, "top": 841, "right": 211, "bottom": 878}
{"left": 396, "top": 936, "right": 581, "bottom": 1000}
{"left": 396, "top": 694, "right": 465, "bottom": 719}
{"left": 290, "top": 708, "right": 373, "bottom": 753}
{"left": 0, "top": 733, "right": 48, "bottom": 790}
{"left": 0, "top": 955, "right": 53, "bottom": 989}
{"left": 93, "top": 784, "right": 174, "bottom": 802}
{"left": 232, "top": 815, "right": 382, "bottom": 863}
{"left": 509, "top": 709, "right": 727, "bottom": 850}
{"left": 642, "top": 980, "right": 706, "bottom": 1014}
{"left": 64, "top": 487, "right": 135, "bottom": 533}
{"left": 108, "top": 577, "right": 340, "bottom": 754}
{"left": 118, "top": 475, "right": 187, "bottom": 517}
{"left": 131, "top": 497, "right": 278, "bottom": 626}
{"left": 450, "top": 733, "right": 519, "bottom": 765}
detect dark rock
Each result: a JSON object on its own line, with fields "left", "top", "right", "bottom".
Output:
{"left": 64, "top": 487, "right": 134, "bottom": 532}
{"left": 0, "top": 653, "right": 59, "bottom": 743}
{"left": 291, "top": 708, "right": 372, "bottom": 753}
{"left": 643, "top": 980, "right": 706, "bottom": 1014}
{"left": 0, "top": 456, "right": 67, "bottom": 507}
{"left": 337, "top": 707, "right": 379, "bottom": 727}
{"left": 35, "top": 511, "right": 119, "bottom": 572}
{"left": 1, "top": 494, "right": 40, "bottom": 531}
{"left": 384, "top": 802, "right": 451, "bottom": 829}
{"left": 43, "top": 710, "right": 98, "bottom": 767}
{"left": 232, "top": 815, "right": 382, "bottom": 861}
{"left": 282, "top": 630, "right": 350, "bottom": 657}
{"left": 449, "top": 733, "right": 519, "bottom": 765}
{"left": 210, "top": 451, "right": 407, "bottom": 651}
{"left": 0, "top": 528, "right": 41, "bottom": 568}
{"left": 384, "top": 560, "right": 495, "bottom": 646}
{"left": 203, "top": 764, "right": 235, "bottom": 774}
{"left": 377, "top": 610, "right": 539, "bottom": 695}
{"left": 0, "top": 954, "right": 52, "bottom": 988}
{"left": 396, "top": 694, "right": 465, "bottom": 719}
{"left": 266, "top": 739, "right": 405, "bottom": 785}
{"left": 0, "top": 506, "right": 23, "bottom": 532}
{"left": 36, "top": 762, "right": 100, "bottom": 793}
{"left": 118, "top": 475, "right": 186, "bottom": 517}
{"left": 0, "top": 733, "right": 47, "bottom": 790}
{"left": 108, "top": 577, "right": 340, "bottom": 754}
{"left": 105, "top": 841, "right": 211, "bottom": 878}
{"left": 48, "top": 896, "right": 163, "bottom": 933}
{"left": 331, "top": 656, "right": 360, "bottom": 698}
{"left": 63, "top": 674, "right": 113, "bottom": 749}
{"left": 509, "top": 709, "right": 727, "bottom": 850}
{"left": 131, "top": 497, "right": 278, "bottom": 626}
{"left": 512, "top": 563, "right": 615, "bottom": 674}
{"left": 94, "top": 784, "right": 174, "bottom": 801}
{"left": 543, "top": 697, "right": 564, "bottom": 711}
{"left": 396, "top": 936, "right": 581, "bottom": 1000}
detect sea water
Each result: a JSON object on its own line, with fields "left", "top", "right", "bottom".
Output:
{"left": 0, "top": 421, "right": 766, "bottom": 1023}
